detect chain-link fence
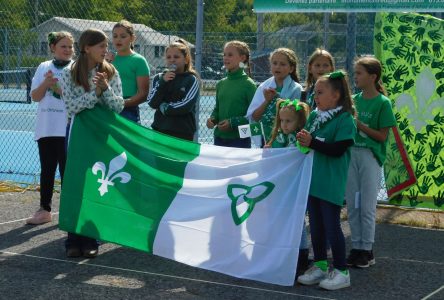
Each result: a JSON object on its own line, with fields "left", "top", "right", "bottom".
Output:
{"left": 1, "top": 1, "right": 383, "bottom": 186}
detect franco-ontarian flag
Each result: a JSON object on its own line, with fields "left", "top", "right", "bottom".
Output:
{"left": 59, "top": 105, "right": 313, "bottom": 285}
{"left": 238, "top": 122, "right": 264, "bottom": 138}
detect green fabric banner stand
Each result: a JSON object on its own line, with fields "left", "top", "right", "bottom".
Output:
{"left": 374, "top": 12, "right": 444, "bottom": 210}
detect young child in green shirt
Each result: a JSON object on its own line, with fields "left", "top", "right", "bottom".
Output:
{"left": 345, "top": 57, "right": 396, "bottom": 268}
{"left": 206, "top": 40, "right": 257, "bottom": 148}
{"left": 296, "top": 71, "right": 356, "bottom": 291}
{"left": 265, "top": 99, "right": 311, "bottom": 276}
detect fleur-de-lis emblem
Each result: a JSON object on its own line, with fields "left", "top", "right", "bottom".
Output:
{"left": 92, "top": 152, "right": 131, "bottom": 196}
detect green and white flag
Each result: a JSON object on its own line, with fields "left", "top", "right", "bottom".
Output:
{"left": 238, "top": 122, "right": 264, "bottom": 138}
{"left": 59, "top": 106, "right": 313, "bottom": 285}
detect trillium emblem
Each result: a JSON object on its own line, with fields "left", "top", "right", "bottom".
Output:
{"left": 92, "top": 152, "right": 131, "bottom": 196}
{"left": 227, "top": 182, "right": 275, "bottom": 225}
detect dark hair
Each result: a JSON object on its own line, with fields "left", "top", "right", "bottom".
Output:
{"left": 224, "top": 40, "right": 251, "bottom": 76}
{"left": 166, "top": 39, "right": 198, "bottom": 78}
{"left": 305, "top": 48, "right": 335, "bottom": 88}
{"left": 317, "top": 71, "right": 356, "bottom": 117}
{"left": 270, "top": 48, "right": 300, "bottom": 83}
{"left": 71, "top": 29, "right": 116, "bottom": 91}
{"left": 267, "top": 99, "right": 310, "bottom": 147}
{"left": 113, "top": 20, "right": 135, "bottom": 50}
{"left": 47, "top": 31, "right": 74, "bottom": 53}
{"left": 354, "top": 56, "right": 387, "bottom": 96}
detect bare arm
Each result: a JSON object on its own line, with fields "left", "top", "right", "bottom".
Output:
{"left": 124, "top": 75, "right": 150, "bottom": 107}
{"left": 357, "top": 120, "right": 390, "bottom": 142}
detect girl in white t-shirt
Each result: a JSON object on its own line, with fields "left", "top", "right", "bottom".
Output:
{"left": 26, "top": 31, "right": 74, "bottom": 225}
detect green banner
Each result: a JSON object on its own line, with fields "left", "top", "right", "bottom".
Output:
{"left": 254, "top": 0, "right": 444, "bottom": 13}
{"left": 374, "top": 12, "right": 444, "bottom": 210}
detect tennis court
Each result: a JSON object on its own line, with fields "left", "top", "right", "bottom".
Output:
{"left": 0, "top": 88, "right": 216, "bottom": 184}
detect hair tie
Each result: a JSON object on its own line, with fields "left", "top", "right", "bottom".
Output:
{"left": 280, "top": 99, "right": 303, "bottom": 111}
{"left": 48, "top": 32, "right": 57, "bottom": 44}
{"left": 328, "top": 70, "right": 346, "bottom": 79}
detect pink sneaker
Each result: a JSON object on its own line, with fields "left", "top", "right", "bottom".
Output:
{"left": 26, "top": 209, "right": 52, "bottom": 225}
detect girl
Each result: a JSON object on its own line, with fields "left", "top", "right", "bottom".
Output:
{"left": 147, "top": 39, "right": 200, "bottom": 141}
{"left": 26, "top": 31, "right": 74, "bottom": 225}
{"left": 303, "top": 48, "right": 335, "bottom": 111}
{"left": 296, "top": 71, "right": 356, "bottom": 290}
{"left": 266, "top": 99, "right": 309, "bottom": 148}
{"left": 345, "top": 57, "right": 396, "bottom": 268}
{"left": 247, "top": 48, "right": 303, "bottom": 147}
{"left": 108, "top": 20, "right": 150, "bottom": 123}
{"left": 206, "top": 40, "right": 256, "bottom": 148}
{"left": 265, "top": 99, "right": 311, "bottom": 277}
{"left": 60, "top": 29, "right": 124, "bottom": 258}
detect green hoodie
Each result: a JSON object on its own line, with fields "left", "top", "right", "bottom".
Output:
{"left": 211, "top": 68, "right": 256, "bottom": 139}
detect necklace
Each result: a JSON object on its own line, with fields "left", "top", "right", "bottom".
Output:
{"left": 307, "top": 106, "right": 343, "bottom": 133}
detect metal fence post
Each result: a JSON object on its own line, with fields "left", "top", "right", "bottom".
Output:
{"left": 195, "top": 0, "right": 204, "bottom": 142}
{"left": 257, "top": 13, "right": 264, "bottom": 51}
{"left": 346, "top": 12, "right": 357, "bottom": 90}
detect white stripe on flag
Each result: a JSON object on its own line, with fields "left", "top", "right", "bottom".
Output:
{"left": 153, "top": 145, "right": 313, "bottom": 285}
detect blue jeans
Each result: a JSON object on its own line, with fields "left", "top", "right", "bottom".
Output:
{"left": 214, "top": 136, "right": 251, "bottom": 148}
{"left": 120, "top": 106, "right": 140, "bottom": 123}
{"left": 307, "top": 195, "right": 346, "bottom": 270}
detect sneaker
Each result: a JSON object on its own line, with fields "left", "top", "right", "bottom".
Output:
{"left": 367, "top": 250, "right": 376, "bottom": 266}
{"left": 346, "top": 249, "right": 360, "bottom": 267}
{"left": 354, "top": 250, "right": 370, "bottom": 268}
{"left": 319, "top": 269, "right": 350, "bottom": 290}
{"left": 26, "top": 209, "right": 52, "bottom": 225}
{"left": 66, "top": 247, "right": 82, "bottom": 258}
{"left": 297, "top": 266, "right": 328, "bottom": 285}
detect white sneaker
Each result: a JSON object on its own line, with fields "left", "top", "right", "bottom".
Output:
{"left": 297, "top": 265, "right": 328, "bottom": 285}
{"left": 319, "top": 269, "right": 350, "bottom": 290}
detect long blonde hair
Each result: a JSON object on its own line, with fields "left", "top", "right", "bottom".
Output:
{"left": 71, "top": 29, "right": 116, "bottom": 92}
{"left": 267, "top": 99, "right": 310, "bottom": 147}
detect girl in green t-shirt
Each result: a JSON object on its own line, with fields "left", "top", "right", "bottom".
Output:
{"left": 345, "top": 57, "right": 396, "bottom": 269}
{"left": 107, "top": 20, "right": 150, "bottom": 123}
{"left": 296, "top": 71, "right": 356, "bottom": 290}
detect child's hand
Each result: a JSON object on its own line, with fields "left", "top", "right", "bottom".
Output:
{"left": 297, "top": 129, "right": 312, "bottom": 147}
{"left": 263, "top": 88, "right": 277, "bottom": 102}
{"left": 43, "top": 70, "right": 58, "bottom": 89}
{"left": 206, "top": 118, "right": 216, "bottom": 129}
{"left": 263, "top": 144, "right": 271, "bottom": 148}
{"left": 93, "top": 72, "right": 109, "bottom": 96}
{"left": 163, "top": 71, "right": 176, "bottom": 82}
{"left": 218, "top": 120, "right": 231, "bottom": 131}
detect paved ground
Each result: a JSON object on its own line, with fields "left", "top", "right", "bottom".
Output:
{"left": 0, "top": 191, "right": 443, "bottom": 300}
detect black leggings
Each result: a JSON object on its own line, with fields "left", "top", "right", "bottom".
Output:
{"left": 37, "top": 136, "right": 66, "bottom": 212}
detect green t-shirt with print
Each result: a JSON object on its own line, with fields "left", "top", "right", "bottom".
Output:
{"left": 113, "top": 53, "right": 150, "bottom": 98}
{"left": 307, "top": 111, "right": 356, "bottom": 206}
{"left": 353, "top": 92, "right": 396, "bottom": 166}
{"left": 260, "top": 86, "right": 283, "bottom": 143}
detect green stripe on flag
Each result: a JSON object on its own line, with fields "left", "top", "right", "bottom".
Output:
{"left": 59, "top": 105, "right": 200, "bottom": 252}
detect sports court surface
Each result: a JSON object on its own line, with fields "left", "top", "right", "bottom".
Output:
{"left": 0, "top": 191, "right": 443, "bottom": 299}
